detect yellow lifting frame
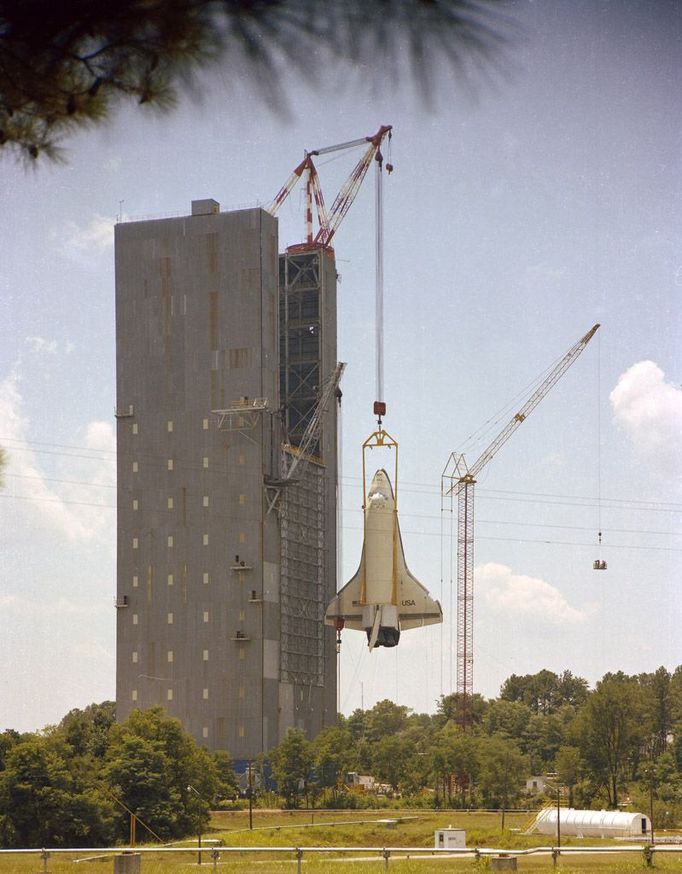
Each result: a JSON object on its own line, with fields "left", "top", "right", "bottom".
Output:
{"left": 361, "top": 427, "right": 399, "bottom": 605}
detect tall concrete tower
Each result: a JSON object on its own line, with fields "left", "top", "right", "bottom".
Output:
{"left": 115, "top": 199, "right": 337, "bottom": 759}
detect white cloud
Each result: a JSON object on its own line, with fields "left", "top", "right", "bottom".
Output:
{"left": 0, "top": 593, "right": 114, "bottom": 732}
{"left": 26, "top": 336, "right": 58, "bottom": 355}
{"left": 0, "top": 372, "right": 115, "bottom": 542}
{"left": 610, "top": 360, "right": 682, "bottom": 482}
{"left": 103, "top": 156, "right": 122, "bottom": 172}
{"left": 1, "top": 593, "right": 110, "bottom": 619}
{"left": 524, "top": 262, "right": 565, "bottom": 284}
{"left": 477, "top": 561, "right": 596, "bottom": 624}
{"left": 63, "top": 213, "right": 115, "bottom": 253}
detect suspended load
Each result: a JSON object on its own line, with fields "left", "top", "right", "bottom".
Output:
{"left": 326, "top": 430, "right": 442, "bottom": 650}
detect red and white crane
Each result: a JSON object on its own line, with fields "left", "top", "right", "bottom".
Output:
{"left": 442, "top": 323, "right": 600, "bottom": 730}
{"left": 269, "top": 124, "right": 393, "bottom": 416}
{"left": 267, "top": 124, "right": 392, "bottom": 254}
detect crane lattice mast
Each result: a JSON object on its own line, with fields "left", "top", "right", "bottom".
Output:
{"left": 442, "top": 323, "right": 600, "bottom": 729}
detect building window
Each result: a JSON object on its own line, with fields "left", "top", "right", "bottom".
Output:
{"left": 202, "top": 495, "right": 209, "bottom": 507}
{"left": 202, "top": 418, "right": 209, "bottom": 430}
{"left": 238, "top": 454, "right": 245, "bottom": 466}
{"left": 202, "top": 456, "right": 209, "bottom": 469}
{"left": 203, "top": 649, "right": 209, "bottom": 661}
{"left": 239, "top": 609, "right": 245, "bottom": 621}
{"left": 203, "top": 572, "right": 209, "bottom": 585}
{"left": 132, "top": 498, "right": 139, "bottom": 511}
{"left": 203, "top": 688, "right": 209, "bottom": 700}
{"left": 239, "top": 532, "right": 246, "bottom": 544}
{"left": 132, "top": 613, "right": 138, "bottom": 625}
{"left": 203, "top": 611, "right": 209, "bottom": 623}
{"left": 167, "top": 459, "right": 174, "bottom": 471}
{"left": 132, "top": 423, "right": 138, "bottom": 435}
{"left": 132, "top": 690, "right": 138, "bottom": 702}
{"left": 132, "top": 461, "right": 138, "bottom": 473}
{"left": 202, "top": 726, "right": 209, "bottom": 739}
{"left": 167, "top": 573, "right": 173, "bottom": 586}
{"left": 167, "top": 535, "right": 173, "bottom": 547}
{"left": 239, "top": 494, "right": 245, "bottom": 505}
{"left": 238, "top": 725, "right": 245, "bottom": 738}
{"left": 167, "top": 497, "right": 174, "bottom": 509}
{"left": 202, "top": 533, "right": 209, "bottom": 546}
{"left": 132, "top": 651, "right": 138, "bottom": 663}
{"left": 239, "top": 686, "right": 245, "bottom": 699}
{"left": 167, "top": 689, "right": 173, "bottom": 701}
{"left": 239, "top": 647, "right": 245, "bottom": 660}
{"left": 167, "top": 651, "right": 174, "bottom": 662}
{"left": 132, "top": 537, "right": 139, "bottom": 550}
{"left": 167, "top": 420, "right": 173, "bottom": 432}
{"left": 132, "top": 575, "right": 139, "bottom": 587}
{"left": 167, "top": 612, "right": 174, "bottom": 624}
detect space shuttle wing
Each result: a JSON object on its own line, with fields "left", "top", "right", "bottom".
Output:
{"left": 324, "top": 549, "right": 366, "bottom": 631}
{"left": 397, "top": 566, "right": 443, "bottom": 629}
{"left": 395, "top": 524, "right": 442, "bottom": 629}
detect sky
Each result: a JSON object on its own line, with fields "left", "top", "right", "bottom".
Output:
{"left": 1, "top": 0, "right": 681, "bottom": 732}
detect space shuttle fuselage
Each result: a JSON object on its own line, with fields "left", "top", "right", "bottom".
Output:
{"left": 325, "top": 469, "right": 442, "bottom": 649}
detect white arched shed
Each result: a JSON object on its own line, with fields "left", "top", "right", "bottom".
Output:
{"left": 532, "top": 808, "right": 651, "bottom": 839}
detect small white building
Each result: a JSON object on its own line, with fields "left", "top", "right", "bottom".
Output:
{"left": 435, "top": 827, "right": 466, "bottom": 849}
{"left": 526, "top": 776, "right": 551, "bottom": 794}
{"left": 532, "top": 808, "right": 651, "bottom": 839}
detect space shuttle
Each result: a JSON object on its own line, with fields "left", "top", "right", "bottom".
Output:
{"left": 325, "top": 469, "right": 442, "bottom": 649}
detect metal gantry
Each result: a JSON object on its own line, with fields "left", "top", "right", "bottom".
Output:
{"left": 442, "top": 323, "right": 600, "bottom": 729}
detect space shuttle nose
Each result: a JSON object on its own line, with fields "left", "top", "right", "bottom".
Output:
{"left": 368, "top": 468, "right": 392, "bottom": 500}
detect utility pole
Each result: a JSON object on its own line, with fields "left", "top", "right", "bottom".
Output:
{"left": 187, "top": 784, "right": 203, "bottom": 866}
{"left": 248, "top": 761, "right": 254, "bottom": 831}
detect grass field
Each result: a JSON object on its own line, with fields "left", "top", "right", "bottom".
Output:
{"left": 1, "top": 810, "right": 680, "bottom": 873}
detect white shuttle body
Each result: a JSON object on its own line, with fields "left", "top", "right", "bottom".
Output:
{"left": 325, "top": 469, "right": 442, "bottom": 649}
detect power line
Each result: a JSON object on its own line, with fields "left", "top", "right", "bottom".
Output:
{"left": 3, "top": 446, "right": 680, "bottom": 515}
{"left": 2, "top": 492, "right": 680, "bottom": 553}
{"left": 2, "top": 487, "right": 678, "bottom": 540}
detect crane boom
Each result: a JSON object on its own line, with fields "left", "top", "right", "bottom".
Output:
{"left": 464, "top": 323, "right": 600, "bottom": 485}
{"left": 266, "top": 362, "right": 346, "bottom": 515}
{"left": 266, "top": 125, "right": 392, "bottom": 250}
{"left": 442, "top": 322, "right": 600, "bottom": 729}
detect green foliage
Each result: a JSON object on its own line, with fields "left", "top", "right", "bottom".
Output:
{"left": 55, "top": 701, "right": 116, "bottom": 759}
{"left": 431, "top": 723, "right": 479, "bottom": 804}
{"left": 371, "top": 734, "right": 419, "bottom": 794}
{"left": 4, "top": 660, "right": 682, "bottom": 848}
{"left": 364, "top": 700, "right": 411, "bottom": 743}
{"left": 312, "top": 724, "right": 357, "bottom": 790}
{"left": 105, "top": 707, "right": 217, "bottom": 840}
{"left": 555, "top": 745, "right": 582, "bottom": 806}
{"left": 435, "top": 692, "right": 488, "bottom": 728}
{"left": 212, "top": 750, "right": 240, "bottom": 803}
{"left": 500, "top": 669, "right": 588, "bottom": 713}
{"left": 0, "top": 735, "right": 113, "bottom": 847}
{"left": 477, "top": 736, "right": 527, "bottom": 808}
{"left": 268, "top": 728, "right": 314, "bottom": 808}
{"left": 483, "top": 698, "right": 530, "bottom": 740}
{"left": 573, "top": 674, "right": 647, "bottom": 808}
{"left": 0, "top": 1, "right": 514, "bottom": 163}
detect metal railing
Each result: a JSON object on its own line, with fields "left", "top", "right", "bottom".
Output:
{"left": 2, "top": 843, "right": 681, "bottom": 872}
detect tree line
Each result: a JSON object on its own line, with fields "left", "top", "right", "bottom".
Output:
{"left": 0, "top": 705, "right": 237, "bottom": 847}
{"left": 2, "top": 666, "right": 682, "bottom": 847}
{"left": 268, "top": 667, "right": 682, "bottom": 823}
